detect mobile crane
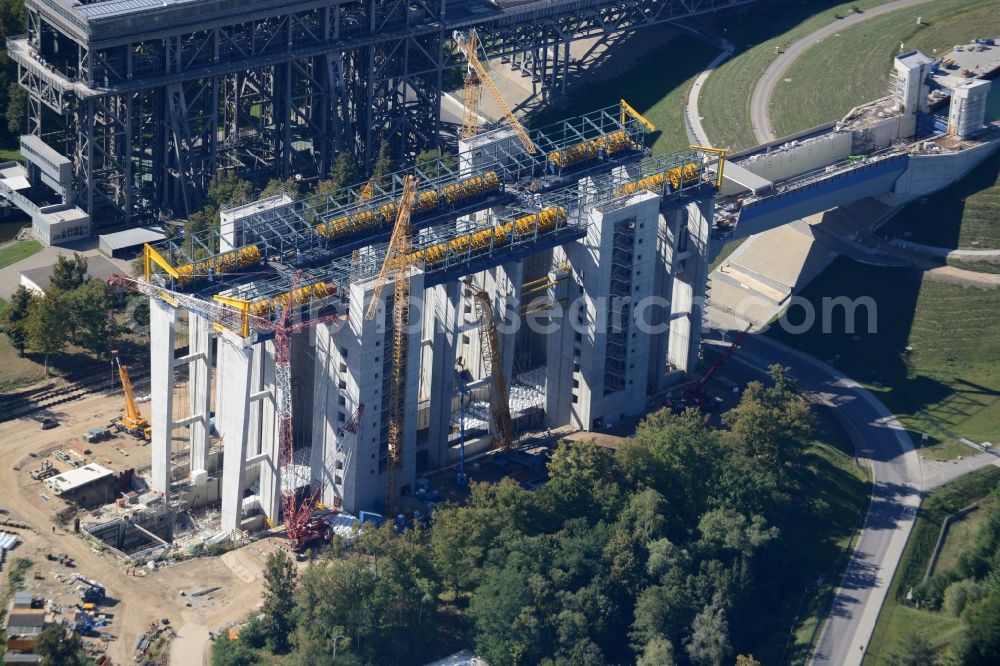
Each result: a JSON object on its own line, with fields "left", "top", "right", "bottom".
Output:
{"left": 110, "top": 354, "right": 152, "bottom": 441}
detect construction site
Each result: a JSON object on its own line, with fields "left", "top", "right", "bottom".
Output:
{"left": 1, "top": 0, "right": 999, "bottom": 660}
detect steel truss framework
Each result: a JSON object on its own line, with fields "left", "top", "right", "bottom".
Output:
{"left": 143, "top": 105, "right": 715, "bottom": 324}
{"left": 10, "top": 0, "right": 751, "bottom": 228}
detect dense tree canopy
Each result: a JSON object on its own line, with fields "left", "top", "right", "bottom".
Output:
{"left": 217, "top": 365, "right": 826, "bottom": 665}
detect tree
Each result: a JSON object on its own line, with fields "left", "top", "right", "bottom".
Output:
{"left": 372, "top": 139, "right": 393, "bottom": 183}
{"left": 5, "top": 82, "right": 24, "bottom": 135}
{"left": 68, "top": 279, "right": 121, "bottom": 358}
{"left": 735, "top": 656, "right": 762, "bottom": 666}
{"left": 958, "top": 593, "right": 1000, "bottom": 666}
{"left": 886, "top": 632, "right": 936, "bottom": 666}
{"left": 0, "top": 285, "right": 34, "bottom": 355}
{"left": 26, "top": 288, "right": 70, "bottom": 375}
{"left": 184, "top": 170, "right": 252, "bottom": 242}
{"left": 685, "top": 599, "right": 732, "bottom": 666}
{"left": 315, "top": 152, "right": 360, "bottom": 200}
{"left": 261, "top": 550, "right": 297, "bottom": 653}
{"left": 50, "top": 253, "right": 88, "bottom": 291}
{"left": 35, "top": 625, "right": 86, "bottom": 666}
{"left": 637, "top": 636, "right": 675, "bottom": 666}
{"left": 260, "top": 177, "right": 300, "bottom": 200}
{"left": 211, "top": 634, "right": 259, "bottom": 666}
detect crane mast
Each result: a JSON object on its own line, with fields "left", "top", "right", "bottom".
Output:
{"left": 365, "top": 175, "right": 419, "bottom": 512}
{"left": 467, "top": 279, "right": 516, "bottom": 451}
{"left": 454, "top": 29, "right": 537, "bottom": 154}
{"left": 459, "top": 30, "right": 483, "bottom": 139}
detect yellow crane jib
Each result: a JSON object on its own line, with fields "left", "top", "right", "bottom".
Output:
{"left": 460, "top": 30, "right": 483, "bottom": 139}
{"left": 454, "top": 29, "right": 537, "bottom": 155}
{"left": 620, "top": 99, "right": 656, "bottom": 132}
{"left": 365, "top": 175, "right": 419, "bottom": 321}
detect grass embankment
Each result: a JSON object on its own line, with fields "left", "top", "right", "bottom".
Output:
{"left": 933, "top": 493, "right": 995, "bottom": 574}
{"left": 0, "top": 239, "right": 41, "bottom": 269}
{"left": 0, "top": 146, "right": 21, "bottom": 163}
{"left": 767, "top": 257, "right": 1000, "bottom": 459}
{"left": 865, "top": 467, "right": 1000, "bottom": 664}
{"left": 887, "top": 149, "right": 1000, "bottom": 251}
{"left": 771, "top": 0, "right": 1000, "bottom": 137}
{"left": 698, "top": 0, "right": 895, "bottom": 151}
{"left": 762, "top": 405, "right": 870, "bottom": 663}
{"left": 529, "top": 32, "right": 718, "bottom": 155}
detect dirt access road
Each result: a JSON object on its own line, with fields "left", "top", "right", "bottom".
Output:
{"left": 0, "top": 387, "right": 278, "bottom": 665}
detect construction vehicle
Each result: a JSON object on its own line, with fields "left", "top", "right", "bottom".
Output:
{"left": 465, "top": 278, "right": 516, "bottom": 450}
{"left": 666, "top": 324, "right": 752, "bottom": 413}
{"left": 110, "top": 355, "right": 152, "bottom": 441}
{"left": 454, "top": 29, "right": 536, "bottom": 154}
{"left": 365, "top": 175, "right": 419, "bottom": 513}
{"left": 74, "top": 575, "right": 106, "bottom": 604}
{"left": 289, "top": 515, "right": 333, "bottom": 554}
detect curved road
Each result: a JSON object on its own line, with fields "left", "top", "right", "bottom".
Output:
{"left": 749, "top": 0, "right": 934, "bottom": 144}
{"left": 723, "top": 334, "right": 922, "bottom": 666}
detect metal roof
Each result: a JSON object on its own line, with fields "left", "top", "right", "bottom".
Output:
{"left": 99, "top": 226, "right": 167, "bottom": 251}
{"left": 43, "top": 464, "right": 115, "bottom": 494}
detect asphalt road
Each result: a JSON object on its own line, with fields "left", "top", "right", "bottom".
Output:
{"left": 720, "top": 334, "right": 922, "bottom": 665}
{"left": 749, "top": 0, "right": 934, "bottom": 144}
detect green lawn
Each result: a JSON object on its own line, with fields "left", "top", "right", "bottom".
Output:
{"left": 771, "top": 0, "right": 1000, "bottom": 137}
{"left": 766, "top": 257, "right": 1000, "bottom": 458}
{"left": 699, "top": 0, "right": 896, "bottom": 151}
{"left": 887, "top": 149, "right": 1000, "bottom": 250}
{"left": 933, "top": 494, "right": 994, "bottom": 575}
{"left": 865, "top": 467, "right": 1000, "bottom": 664}
{"left": 947, "top": 258, "right": 1000, "bottom": 274}
{"left": 0, "top": 146, "right": 22, "bottom": 163}
{"left": 0, "top": 239, "right": 41, "bottom": 269}
{"left": 528, "top": 32, "right": 719, "bottom": 156}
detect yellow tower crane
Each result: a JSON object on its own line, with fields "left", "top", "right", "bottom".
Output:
{"left": 454, "top": 29, "right": 537, "bottom": 154}
{"left": 465, "top": 278, "right": 516, "bottom": 451}
{"left": 459, "top": 31, "right": 483, "bottom": 139}
{"left": 365, "top": 174, "right": 419, "bottom": 512}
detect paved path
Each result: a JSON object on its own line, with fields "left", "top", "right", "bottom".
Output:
{"left": 749, "top": 0, "right": 934, "bottom": 144}
{"left": 683, "top": 34, "right": 733, "bottom": 147}
{"left": 723, "top": 334, "right": 922, "bottom": 666}
{"left": 922, "top": 451, "right": 1000, "bottom": 490}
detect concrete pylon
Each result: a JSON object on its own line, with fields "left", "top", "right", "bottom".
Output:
{"left": 423, "top": 281, "right": 461, "bottom": 468}
{"left": 218, "top": 334, "right": 255, "bottom": 533}
{"left": 187, "top": 313, "right": 213, "bottom": 479}
{"left": 667, "top": 198, "right": 713, "bottom": 373}
{"left": 149, "top": 298, "right": 176, "bottom": 494}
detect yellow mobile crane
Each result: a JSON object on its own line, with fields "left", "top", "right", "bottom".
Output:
{"left": 465, "top": 278, "right": 516, "bottom": 450}
{"left": 365, "top": 174, "right": 419, "bottom": 512}
{"left": 454, "top": 29, "right": 537, "bottom": 154}
{"left": 111, "top": 355, "right": 152, "bottom": 441}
